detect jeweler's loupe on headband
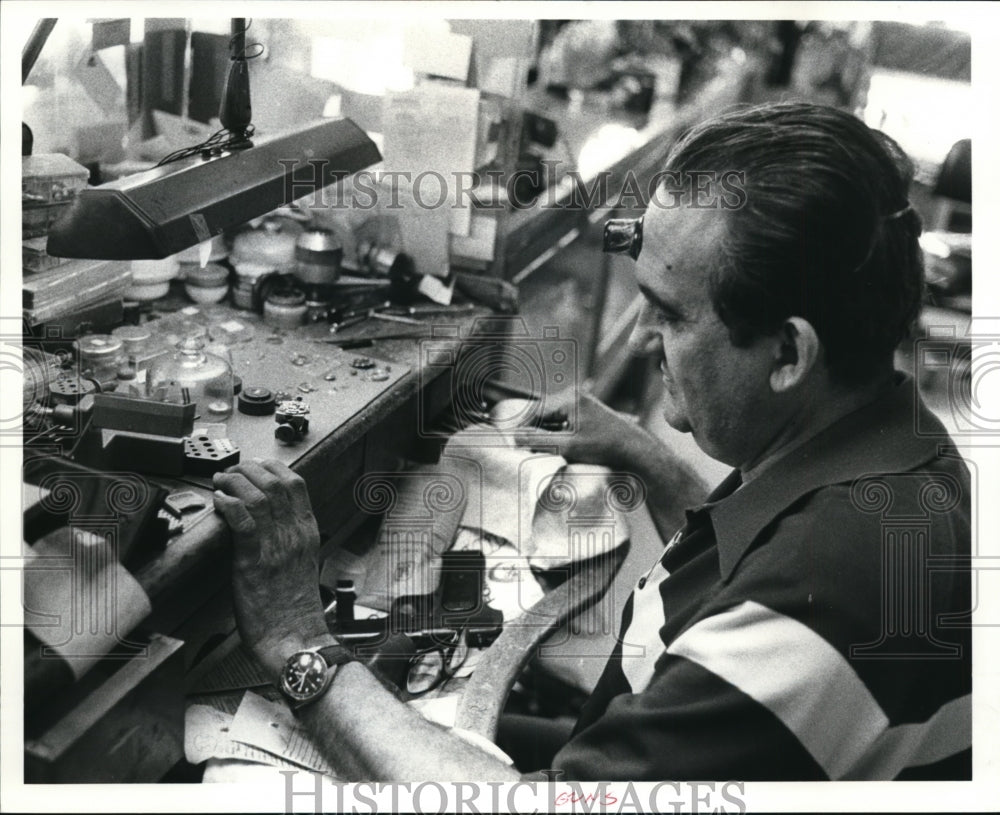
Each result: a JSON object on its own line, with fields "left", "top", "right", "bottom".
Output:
{"left": 603, "top": 216, "right": 643, "bottom": 260}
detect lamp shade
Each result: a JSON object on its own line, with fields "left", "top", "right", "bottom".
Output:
{"left": 47, "top": 118, "right": 381, "bottom": 260}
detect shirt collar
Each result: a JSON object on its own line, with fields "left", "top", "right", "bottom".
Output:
{"left": 701, "top": 375, "right": 951, "bottom": 581}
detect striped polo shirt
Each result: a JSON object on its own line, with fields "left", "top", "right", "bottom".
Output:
{"left": 547, "top": 376, "right": 972, "bottom": 780}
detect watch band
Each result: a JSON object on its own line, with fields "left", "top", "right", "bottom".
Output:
{"left": 314, "top": 642, "right": 356, "bottom": 669}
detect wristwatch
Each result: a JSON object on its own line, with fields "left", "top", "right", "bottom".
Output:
{"left": 279, "top": 642, "right": 354, "bottom": 710}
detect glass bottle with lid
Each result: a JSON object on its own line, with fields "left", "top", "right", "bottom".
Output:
{"left": 77, "top": 334, "right": 124, "bottom": 385}
{"left": 145, "top": 337, "right": 234, "bottom": 421}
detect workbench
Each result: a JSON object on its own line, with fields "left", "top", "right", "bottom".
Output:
{"left": 22, "top": 302, "right": 495, "bottom": 782}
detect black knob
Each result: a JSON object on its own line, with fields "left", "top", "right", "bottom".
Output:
{"left": 238, "top": 386, "right": 276, "bottom": 415}
{"left": 274, "top": 422, "right": 298, "bottom": 443}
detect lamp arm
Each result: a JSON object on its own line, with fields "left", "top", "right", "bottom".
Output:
{"left": 219, "top": 18, "right": 253, "bottom": 147}
{"left": 23, "top": 18, "right": 57, "bottom": 84}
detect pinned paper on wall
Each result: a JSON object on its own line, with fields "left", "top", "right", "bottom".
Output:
{"left": 91, "top": 18, "right": 132, "bottom": 51}
{"left": 402, "top": 24, "right": 473, "bottom": 81}
{"left": 391, "top": 178, "right": 453, "bottom": 279}
{"left": 74, "top": 50, "right": 125, "bottom": 111}
{"left": 449, "top": 20, "right": 538, "bottom": 97}
{"left": 452, "top": 213, "right": 499, "bottom": 263}
{"left": 383, "top": 84, "right": 481, "bottom": 271}
{"left": 447, "top": 20, "right": 537, "bottom": 59}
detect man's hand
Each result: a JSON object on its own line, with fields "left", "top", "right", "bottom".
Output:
{"left": 213, "top": 459, "right": 331, "bottom": 682}
{"left": 512, "top": 390, "right": 646, "bottom": 468}
{"left": 514, "top": 391, "right": 710, "bottom": 543}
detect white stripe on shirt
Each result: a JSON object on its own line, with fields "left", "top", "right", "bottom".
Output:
{"left": 619, "top": 560, "right": 671, "bottom": 693}
{"left": 667, "top": 600, "right": 970, "bottom": 779}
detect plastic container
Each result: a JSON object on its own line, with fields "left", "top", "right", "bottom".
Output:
{"left": 22, "top": 202, "right": 71, "bottom": 239}
{"left": 182, "top": 263, "right": 230, "bottom": 305}
{"left": 22, "top": 154, "right": 89, "bottom": 206}
{"left": 126, "top": 256, "right": 180, "bottom": 301}
{"left": 22, "top": 236, "right": 70, "bottom": 273}
{"left": 146, "top": 337, "right": 234, "bottom": 421}
{"left": 231, "top": 225, "right": 297, "bottom": 271}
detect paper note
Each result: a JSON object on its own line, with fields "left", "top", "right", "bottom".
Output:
{"left": 392, "top": 180, "right": 453, "bottom": 278}
{"left": 229, "top": 691, "right": 338, "bottom": 775}
{"left": 185, "top": 704, "right": 305, "bottom": 770}
{"left": 417, "top": 272, "right": 454, "bottom": 304}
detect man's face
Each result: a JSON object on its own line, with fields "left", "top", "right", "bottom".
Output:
{"left": 628, "top": 204, "right": 777, "bottom": 467}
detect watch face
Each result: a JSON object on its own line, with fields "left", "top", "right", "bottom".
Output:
{"left": 280, "top": 651, "right": 329, "bottom": 702}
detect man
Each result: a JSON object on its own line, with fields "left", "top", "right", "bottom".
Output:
{"left": 213, "top": 102, "right": 971, "bottom": 780}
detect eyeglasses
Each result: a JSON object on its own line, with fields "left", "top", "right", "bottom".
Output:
{"left": 405, "top": 629, "right": 471, "bottom": 697}
{"left": 603, "top": 216, "right": 643, "bottom": 260}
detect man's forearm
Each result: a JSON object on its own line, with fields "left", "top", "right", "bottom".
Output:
{"left": 299, "top": 661, "right": 521, "bottom": 782}
{"left": 610, "top": 431, "right": 709, "bottom": 543}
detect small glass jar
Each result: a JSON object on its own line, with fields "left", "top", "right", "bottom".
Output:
{"left": 77, "top": 334, "right": 124, "bottom": 384}
{"left": 145, "top": 337, "right": 234, "bottom": 421}
{"left": 111, "top": 325, "right": 152, "bottom": 358}
{"left": 263, "top": 287, "right": 308, "bottom": 329}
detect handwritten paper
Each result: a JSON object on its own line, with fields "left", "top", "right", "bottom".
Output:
{"left": 185, "top": 704, "right": 305, "bottom": 771}
{"left": 228, "top": 691, "right": 338, "bottom": 775}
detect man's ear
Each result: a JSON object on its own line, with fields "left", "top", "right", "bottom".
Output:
{"left": 770, "top": 317, "right": 821, "bottom": 393}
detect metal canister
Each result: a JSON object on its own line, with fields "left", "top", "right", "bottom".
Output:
{"left": 295, "top": 229, "right": 343, "bottom": 286}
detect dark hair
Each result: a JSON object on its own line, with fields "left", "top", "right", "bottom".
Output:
{"left": 664, "top": 102, "right": 924, "bottom": 385}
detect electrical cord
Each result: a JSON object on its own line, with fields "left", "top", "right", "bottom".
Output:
{"left": 229, "top": 19, "right": 264, "bottom": 59}
{"left": 155, "top": 126, "right": 253, "bottom": 166}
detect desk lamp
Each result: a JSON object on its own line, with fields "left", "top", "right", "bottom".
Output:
{"left": 46, "top": 18, "right": 382, "bottom": 260}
